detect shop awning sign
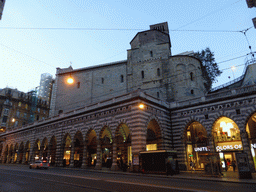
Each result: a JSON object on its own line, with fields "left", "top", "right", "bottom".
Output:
{"left": 216, "top": 144, "right": 242, "bottom": 152}
{"left": 194, "top": 146, "right": 210, "bottom": 152}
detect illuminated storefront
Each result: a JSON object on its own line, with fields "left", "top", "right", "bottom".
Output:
{"left": 186, "top": 122, "right": 209, "bottom": 170}
{"left": 213, "top": 117, "right": 243, "bottom": 171}
{"left": 246, "top": 113, "right": 256, "bottom": 170}
{"left": 63, "top": 135, "right": 71, "bottom": 166}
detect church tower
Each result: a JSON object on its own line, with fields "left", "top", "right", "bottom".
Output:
{"left": 127, "top": 22, "right": 172, "bottom": 100}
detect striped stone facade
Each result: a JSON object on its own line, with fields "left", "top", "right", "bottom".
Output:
{"left": 171, "top": 84, "right": 256, "bottom": 171}
{"left": 0, "top": 90, "right": 172, "bottom": 171}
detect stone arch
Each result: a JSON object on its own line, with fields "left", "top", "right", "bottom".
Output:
{"left": 8, "top": 144, "right": 14, "bottom": 163}
{"left": 212, "top": 116, "right": 243, "bottom": 171}
{"left": 49, "top": 136, "right": 57, "bottom": 166}
{"left": 245, "top": 111, "right": 256, "bottom": 170}
{"left": 146, "top": 119, "right": 163, "bottom": 150}
{"left": 176, "top": 64, "right": 186, "bottom": 84}
{"left": 115, "top": 123, "right": 131, "bottom": 168}
{"left": 18, "top": 142, "right": 24, "bottom": 164}
{"left": 62, "top": 133, "right": 72, "bottom": 166}
{"left": 188, "top": 64, "right": 196, "bottom": 82}
{"left": 41, "top": 137, "right": 48, "bottom": 160}
{"left": 184, "top": 121, "right": 208, "bottom": 171}
{"left": 0, "top": 143, "right": 3, "bottom": 162}
{"left": 3, "top": 144, "right": 8, "bottom": 163}
{"left": 14, "top": 143, "right": 19, "bottom": 163}
{"left": 32, "top": 139, "right": 41, "bottom": 161}
{"left": 181, "top": 117, "right": 207, "bottom": 139}
{"left": 24, "top": 141, "right": 30, "bottom": 164}
{"left": 73, "top": 131, "right": 84, "bottom": 167}
{"left": 86, "top": 129, "right": 97, "bottom": 167}
{"left": 98, "top": 126, "right": 113, "bottom": 168}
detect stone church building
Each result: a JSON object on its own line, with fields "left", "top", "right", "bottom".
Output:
{"left": 1, "top": 22, "right": 256, "bottom": 172}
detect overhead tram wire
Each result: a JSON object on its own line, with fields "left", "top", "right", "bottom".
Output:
{"left": 0, "top": 27, "right": 246, "bottom": 33}
{"left": 0, "top": 27, "right": 146, "bottom": 31}
{"left": 175, "top": 0, "right": 243, "bottom": 29}
{"left": 239, "top": 27, "right": 255, "bottom": 58}
{"left": 0, "top": 43, "right": 56, "bottom": 68}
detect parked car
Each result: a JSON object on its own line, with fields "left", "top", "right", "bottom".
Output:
{"left": 29, "top": 160, "right": 49, "bottom": 169}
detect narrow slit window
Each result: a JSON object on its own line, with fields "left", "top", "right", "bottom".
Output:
{"left": 157, "top": 68, "right": 160, "bottom": 76}
{"left": 190, "top": 72, "right": 194, "bottom": 81}
{"left": 102, "top": 78, "right": 104, "bottom": 84}
{"left": 157, "top": 92, "right": 160, "bottom": 98}
{"left": 77, "top": 82, "right": 80, "bottom": 88}
{"left": 141, "top": 71, "right": 144, "bottom": 79}
{"left": 150, "top": 51, "right": 153, "bottom": 57}
{"left": 121, "top": 75, "right": 124, "bottom": 83}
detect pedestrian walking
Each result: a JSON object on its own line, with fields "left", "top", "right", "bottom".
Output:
{"left": 190, "top": 161, "right": 194, "bottom": 172}
{"left": 232, "top": 160, "right": 236, "bottom": 172}
{"left": 166, "top": 159, "right": 174, "bottom": 176}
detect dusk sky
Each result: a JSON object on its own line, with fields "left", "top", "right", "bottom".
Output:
{"left": 0, "top": 0, "right": 256, "bottom": 92}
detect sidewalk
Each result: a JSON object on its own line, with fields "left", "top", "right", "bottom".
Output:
{"left": 82, "top": 167, "right": 256, "bottom": 184}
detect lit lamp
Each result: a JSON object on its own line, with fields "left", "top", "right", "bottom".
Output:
{"left": 12, "top": 118, "right": 15, "bottom": 123}
{"left": 139, "top": 104, "right": 145, "bottom": 109}
{"left": 67, "top": 74, "right": 74, "bottom": 84}
{"left": 231, "top": 66, "right": 236, "bottom": 79}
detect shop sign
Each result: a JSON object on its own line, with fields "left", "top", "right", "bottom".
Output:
{"left": 251, "top": 143, "right": 256, "bottom": 149}
{"left": 194, "top": 146, "right": 210, "bottom": 152}
{"left": 216, "top": 144, "right": 242, "bottom": 152}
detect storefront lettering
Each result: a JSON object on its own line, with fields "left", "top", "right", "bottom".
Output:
{"left": 194, "top": 146, "right": 210, "bottom": 152}
{"left": 251, "top": 143, "right": 256, "bottom": 149}
{"left": 216, "top": 144, "right": 242, "bottom": 152}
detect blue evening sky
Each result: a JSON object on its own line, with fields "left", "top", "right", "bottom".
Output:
{"left": 0, "top": 0, "right": 256, "bottom": 92}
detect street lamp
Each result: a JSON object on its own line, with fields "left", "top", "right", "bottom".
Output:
{"left": 12, "top": 118, "right": 15, "bottom": 123}
{"left": 139, "top": 104, "right": 145, "bottom": 109}
{"left": 231, "top": 66, "right": 236, "bottom": 80}
{"left": 67, "top": 74, "right": 74, "bottom": 84}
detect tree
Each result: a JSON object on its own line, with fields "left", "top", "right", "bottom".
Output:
{"left": 193, "top": 47, "right": 222, "bottom": 92}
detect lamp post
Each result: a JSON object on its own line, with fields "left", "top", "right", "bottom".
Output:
{"left": 231, "top": 66, "right": 236, "bottom": 80}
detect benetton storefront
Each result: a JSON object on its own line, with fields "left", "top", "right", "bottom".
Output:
{"left": 213, "top": 117, "right": 243, "bottom": 171}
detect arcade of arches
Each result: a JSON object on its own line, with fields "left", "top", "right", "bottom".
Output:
{"left": 185, "top": 116, "right": 256, "bottom": 171}
{"left": 0, "top": 120, "right": 164, "bottom": 170}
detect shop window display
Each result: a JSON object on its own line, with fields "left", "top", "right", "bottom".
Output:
{"left": 185, "top": 122, "right": 209, "bottom": 170}
{"left": 213, "top": 117, "right": 242, "bottom": 171}
{"left": 246, "top": 113, "right": 256, "bottom": 171}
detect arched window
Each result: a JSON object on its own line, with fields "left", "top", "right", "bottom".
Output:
{"left": 157, "top": 68, "right": 160, "bottom": 76}
{"left": 141, "top": 71, "right": 144, "bottom": 79}
{"left": 150, "top": 51, "right": 153, "bottom": 57}
{"left": 191, "top": 90, "right": 194, "bottom": 94}
{"left": 120, "top": 75, "right": 124, "bottom": 83}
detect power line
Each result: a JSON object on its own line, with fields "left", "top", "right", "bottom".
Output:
{"left": 0, "top": 43, "right": 56, "bottom": 68}
{"left": 0, "top": 27, "right": 246, "bottom": 33}
{"left": 217, "top": 54, "right": 248, "bottom": 64}
{"left": 0, "top": 27, "right": 145, "bottom": 31}
{"left": 176, "top": 0, "right": 243, "bottom": 29}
